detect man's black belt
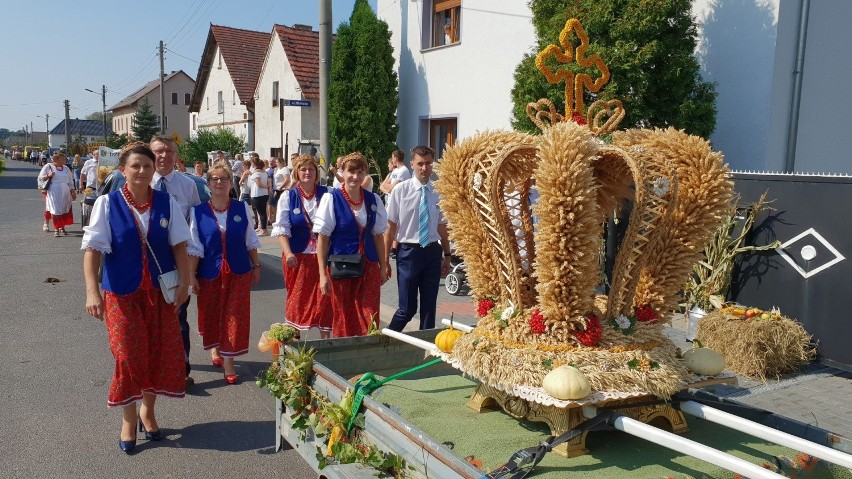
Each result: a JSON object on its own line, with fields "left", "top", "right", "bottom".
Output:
{"left": 400, "top": 241, "right": 440, "bottom": 248}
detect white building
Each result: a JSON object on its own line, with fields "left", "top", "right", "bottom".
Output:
{"left": 189, "top": 25, "right": 270, "bottom": 150}
{"left": 253, "top": 24, "right": 321, "bottom": 161}
{"left": 109, "top": 70, "right": 195, "bottom": 142}
{"left": 378, "top": 0, "right": 535, "bottom": 159}
{"left": 48, "top": 119, "right": 108, "bottom": 149}
{"left": 379, "top": 0, "right": 852, "bottom": 173}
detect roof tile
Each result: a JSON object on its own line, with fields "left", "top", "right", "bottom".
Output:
{"left": 211, "top": 25, "right": 270, "bottom": 105}
{"left": 274, "top": 25, "right": 321, "bottom": 99}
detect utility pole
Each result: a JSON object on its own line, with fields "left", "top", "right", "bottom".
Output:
{"left": 101, "top": 85, "right": 107, "bottom": 141}
{"left": 159, "top": 40, "right": 166, "bottom": 135}
{"left": 44, "top": 114, "right": 49, "bottom": 136}
{"left": 319, "top": 0, "right": 331, "bottom": 175}
{"left": 64, "top": 100, "right": 71, "bottom": 148}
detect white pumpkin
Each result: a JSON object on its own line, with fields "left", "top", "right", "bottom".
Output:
{"left": 683, "top": 342, "right": 726, "bottom": 376}
{"left": 542, "top": 365, "right": 591, "bottom": 400}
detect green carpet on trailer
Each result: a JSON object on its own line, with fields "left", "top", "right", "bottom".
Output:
{"left": 375, "top": 375, "right": 850, "bottom": 479}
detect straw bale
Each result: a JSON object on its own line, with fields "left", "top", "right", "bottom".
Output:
{"left": 697, "top": 310, "right": 816, "bottom": 381}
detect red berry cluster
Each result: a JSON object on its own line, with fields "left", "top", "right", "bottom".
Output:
{"left": 574, "top": 314, "right": 603, "bottom": 347}
{"left": 573, "top": 314, "right": 602, "bottom": 346}
{"left": 529, "top": 309, "right": 546, "bottom": 334}
{"left": 477, "top": 298, "right": 496, "bottom": 317}
{"left": 569, "top": 112, "right": 588, "bottom": 126}
{"left": 635, "top": 304, "right": 659, "bottom": 323}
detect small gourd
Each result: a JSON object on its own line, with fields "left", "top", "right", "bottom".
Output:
{"left": 435, "top": 325, "right": 464, "bottom": 353}
{"left": 542, "top": 365, "right": 591, "bottom": 400}
{"left": 683, "top": 339, "right": 726, "bottom": 376}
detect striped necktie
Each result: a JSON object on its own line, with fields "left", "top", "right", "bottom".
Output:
{"left": 156, "top": 177, "right": 167, "bottom": 192}
{"left": 418, "top": 185, "right": 429, "bottom": 247}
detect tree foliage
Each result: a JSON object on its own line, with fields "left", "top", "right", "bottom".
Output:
{"left": 106, "top": 132, "right": 131, "bottom": 149}
{"left": 86, "top": 111, "right": 114, "bottom": 126}
{"left": 329, "top": 0, "right": 399, "bottom": 181}
{"left": 511, "top": 0, "right": 717, "bottom": 138}
{"left": 178, "top": 128, "right": 246, "bottom": 164}
{"left": 131, "top": 98, "right": 160, "bottom": 143}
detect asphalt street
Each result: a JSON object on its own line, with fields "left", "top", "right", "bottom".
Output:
{"left": 0, "top": 158, "right": 315, "bottom": 478}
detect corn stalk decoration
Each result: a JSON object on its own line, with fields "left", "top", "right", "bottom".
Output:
{"left": 682, "top": 191, "right": 781, "bottom": 313}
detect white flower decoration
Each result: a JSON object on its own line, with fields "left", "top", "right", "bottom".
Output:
{"left": 473, "top": 172, "right": 483, "bottom": 189}
{"left": 614, "top": 314, "right": 632, "bottom": 330}
{"left": 501, "top": 305, "right": 516, "bottom": 322}
{"left": 633, "top": 146, "right": 645, "bottom": 154}
{"left": 652, "top": 177, "right": 670, "bottom": 196}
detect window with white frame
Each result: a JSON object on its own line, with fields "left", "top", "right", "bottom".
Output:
{"left": 217, "top": 91, "right": 224, "bottom": 114}
{"left": 272, "top": 81, "right": 279, "bottom": 107}
{"left": 171, "top": 92, "right": 178, "bottom": 105}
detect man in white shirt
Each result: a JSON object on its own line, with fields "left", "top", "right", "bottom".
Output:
{"left": 150, "top": 135, "right": 202, "bottom": 386}
{"left": 384, "top": 146, "right": 451, "bottom": 331}
{"left": 80, "top": 150, "right": 100, "bottom": 190}
{"left": 229, "top": 151, "right": 244, "bottom": 198}
{"left": 380, "top": 149, "right": 410, "bottom": 194}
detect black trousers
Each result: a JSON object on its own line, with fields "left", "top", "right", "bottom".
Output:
{"left": 251, "top": 195, "right": 269, "bottom": 229}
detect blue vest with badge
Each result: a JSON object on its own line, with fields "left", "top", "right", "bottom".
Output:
{"left": 288, "top": 185, "right": 327, "bottom": 253}
{"left": 102, "top": 190, "right": 176, "bottom": 294}
{"left": 194, "top": 200, "right": 252, "bottom": 279}
{"left": 329, "top": 188, "right": 378, "bottom": 262}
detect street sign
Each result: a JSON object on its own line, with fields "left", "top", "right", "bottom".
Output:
{"left": 286, "top": 99, "right": 312, "bottom": 107}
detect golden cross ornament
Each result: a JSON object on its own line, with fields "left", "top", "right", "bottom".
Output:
{"left": 535, "top": 18, "right": 610, "bottom": 119}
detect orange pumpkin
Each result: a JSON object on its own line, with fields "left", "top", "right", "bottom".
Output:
{"left": 435, "top": 325, "right": 464, "bottom": 352}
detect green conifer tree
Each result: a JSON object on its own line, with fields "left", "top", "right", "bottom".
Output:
{"left": 511, "top": 0, "right": 717, "bottom": 138}
{"left": 329, "top": 0, "right": 399, "bottom": 182}
{"left": 131, "top": 98, "right": 161, "bottom": 143}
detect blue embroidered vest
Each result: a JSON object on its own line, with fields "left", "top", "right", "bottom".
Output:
{"left": 102, "top": 190, "right": 176, "bottom": 294}
{"left": 195, "top": 200, "right": 252, "bottom": 280}
{"left": 329, "top": 188, "right": 378, "bottom": 262}
{"left": 288, "top": 185, "right": 327, "bottom": 253}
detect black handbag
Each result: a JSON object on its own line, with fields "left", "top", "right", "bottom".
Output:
{"left": 328, "top": 254, "right": 365, "bottom": 278}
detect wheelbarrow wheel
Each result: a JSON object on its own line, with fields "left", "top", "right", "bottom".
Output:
{"left": 445, "top": 272, "right": 462, "bottom": 295}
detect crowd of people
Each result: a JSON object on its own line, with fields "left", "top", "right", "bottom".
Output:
{"left": 70, "top": 139, "right": 450, "bottom": 454}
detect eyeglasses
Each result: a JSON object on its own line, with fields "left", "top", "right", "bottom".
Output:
{"left": 152, "top": 149, "right": 176, "bottom": 155}
{"left": 208, "top": 176, "right": 230, "bottom": 184}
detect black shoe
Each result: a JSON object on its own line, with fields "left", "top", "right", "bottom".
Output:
{"left": 138, "top": 421, "right": 163, "bottom": 441}
{"left": 185, "top": 376, "right": 194, "bottom": 388}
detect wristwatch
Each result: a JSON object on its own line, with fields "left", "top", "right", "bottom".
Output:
{"left": 252, "top": 263, "right": 262, "bottom": 269}
{"left": 443, "top": 252, "right": 451, "bottom": 259}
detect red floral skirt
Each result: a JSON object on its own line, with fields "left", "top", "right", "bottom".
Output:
{"left": 103, "top": 276, "right": 186, "bottom": 407}
{"left": 283, "top": 254, "right": 332, "bottom": 333}
{"left": 196, "top": 266, "right": 252, "bottom": 357}
{"left": 329, "top": 261, "right": 380, "bottom": 338}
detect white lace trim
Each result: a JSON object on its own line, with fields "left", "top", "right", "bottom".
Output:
{"left": 429, "top": 349, "right": 735, "bottom": 407}
{"left": 82, "top": 242, "right": 112, "bottom": 254}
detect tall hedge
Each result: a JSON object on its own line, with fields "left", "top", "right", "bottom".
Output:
{"left": 511, "top": 0, "right": 717, "bottom": 138}
{"left": 329, "top": 0, "right": 399, "bottom": 180}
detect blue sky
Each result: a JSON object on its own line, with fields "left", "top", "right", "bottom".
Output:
{"left": 0, "top": 0, "right": 378, "bottom": 133}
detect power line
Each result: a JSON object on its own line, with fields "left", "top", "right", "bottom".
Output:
{"left": 0, "top": 100, "right": 65, "bottom": 107}
{"left": 256, "top": 0, "right": 280, "bottom": 30}
{"left": 171, "top": 0, "right": 225, "bottom": 51}
{"left": 165, "top": 0, "right": 205, "bottom": 44}
{"left": 164, "top": 47, "right": 200, "bottom": 65}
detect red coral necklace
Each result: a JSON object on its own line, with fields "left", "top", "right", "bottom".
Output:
{"left": 209, "top": 199, "right": 229, "bottom": 214}
{"left": 340, "top": 186, "right": 363, "bottom": 207}
{"left": 122, "top": 184, "right": 152, "bottom": 212}
{"left": 297, "top": 184, "right": 315, "bottom": 201}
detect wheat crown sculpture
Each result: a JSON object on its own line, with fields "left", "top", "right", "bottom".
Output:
{"left": 434, "top": 19, "right": 733, "bottom": 400}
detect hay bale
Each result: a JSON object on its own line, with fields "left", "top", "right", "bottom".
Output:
{"left": 696, "top": 309, "right": 816, "bottom": 381}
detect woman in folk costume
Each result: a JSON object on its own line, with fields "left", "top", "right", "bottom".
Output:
{"left": 188, "top": 163, "right": 261, "bottom": 384}
{"left": 314, "top": 152, "right": 390, "bottom": 337}
{"left": 38, "top": 151, "right": 76, "bottom": 236}
{"left": 82, "top": 142, "right": 191, "bottom": 454}
{"left": 272, "top": 155, "right": 332, "bottom": 338}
